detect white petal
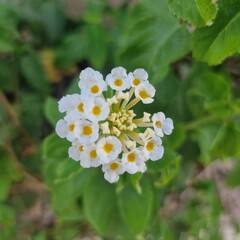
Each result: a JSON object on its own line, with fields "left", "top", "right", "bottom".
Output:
{"left": 104, "top": 171, "right": 119, "bottom": 183}
{"left": 150, "top": 145, "right": 164, "bottom": 161}
{"left": 68, "top": 146, "right": 81, "bottom": 161}
{"left": 163, "top": 118, "right": 174, "bottom": 135}
{"left": 133, "top": 68, "right": 148, "bottom": 81}
{"left": 55, "top": 119, "right": 68, "bottom": 138}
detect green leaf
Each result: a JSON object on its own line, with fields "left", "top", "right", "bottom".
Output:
{"left": 192, "top": 0, "right": 240, "bottom": 64}
{"left": 187, "top": 70, "right": 231, "bottom": 116}
{"left": 227, "top": 159, "right": 240, "bottom": 186}
{"left": 0, "top": 59, "right": 18, "bottom": 92}
{"left": 43, "top": 134, "right": 91, "bottom": 220}
{"left": 0, "top": 3, "right": 19, "bottom": 52}
{"left": 44, "top": 97, "right": 63, "bottom": 127}
{"left": 86, "top": 25, "right": 107, "bottom": 69}
{"left": 41, "top": 2, "right": 65, "bottom": 43}
{"left": 168, "top": 0, "right": 218, "bottom": 27}
{"left": 211, "top": 123, "right": 240, "bottom": 158}
{"left": 83, "top": 171, "right": 128, "bottom": 237}
{"left": 0, "top": 203, "right": 15, "bottom": 227}
{"left": 55, "top": 31, "right": 88, "bottom": 69}
{"left": 20, "top": 53, "right": 50, "bottom": 94}
{"left": 20, "top": 93, "right": 45, "bottom": 140}
{"left": 42, "top": 133, "right": 73, "bottom": 185}
{"left": 117, "top": 177, "right": 154, "bottom": 235}
{"left": 147, "top": 150, "right": 181, "bottom": 187}
{"left": 119, "top": 0, "right": 190, "bottom": 81}
{"left": 192, "top": 123, "right": 225, "bottom": 163}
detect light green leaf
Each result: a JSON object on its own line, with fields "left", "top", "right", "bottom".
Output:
{"left": 192, "top": 0, "right": 240, "bottom": 64}
{"left": 117, "top": 177, "right": 154, "bottom": 235}
{"left": 119, "top": 0, "right": 190, "bottom": 81}
{"left": 168, "top": 0, "right": 218, "bottom": 27}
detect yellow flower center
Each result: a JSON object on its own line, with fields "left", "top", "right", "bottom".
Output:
{"left": 68, "top": 124, "right": 75, "bottom": 132}
{"left": 79, "top": 145, "right": 84, "bottom": 152}
{"left": 103, "top": 143, "right": 113, "bottom": 153}
{"left": 127, "top": 152, "right": 136, "bottom": 162}
{"left": 146, "top": 141, "right": 154, "bottom": 152}
{"left": 91, "top": 85, "right": 99, "bottom": 94}
{"left": 110, "top": 162, "right": 119, "bottom": 170}
{"left": 139, "top": 90, "right": 150, "bottom": 99}
{"left": 82, "top": 126, "right": 92, "bottom": 135}
{"left": 114, "top": 78, "right": 123, "bottom": 87}
{"left": 133, "top": 78, "right": 141, "bottom": 86}
{"left": 89, "top": 150, "right": 97, "bottom": 158}
{"left": 155, "top": 120, "right": 162, "bottom": 129}
{"left": 77, "top": 103, "right": 84, "bottom": 112}
{"left": 92, "top": 106, "right": 101, "bottom": 116}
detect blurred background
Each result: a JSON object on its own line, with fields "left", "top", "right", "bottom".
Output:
{"left": 1, "top": 0, "right": 240, "bottom": 239}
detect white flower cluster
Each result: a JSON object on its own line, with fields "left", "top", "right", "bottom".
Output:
{"left": 56, "top": 67, "right": 174, "bottom": 183}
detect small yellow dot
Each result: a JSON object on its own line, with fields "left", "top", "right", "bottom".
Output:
{"left": 146, "top": 141, "right": 154, "bottom": 152}
{"left": 89, "top": 150, "right": 97, "bottom": 158}
{"left": 82, "top": 126, "right": 92, "bottom": 135}
{"left": 139, "top": 90, "right": 150, "bottom": 99}
{"left": 103, "top": 143, "right": 113, "bottom": 153}
{"left": 133, "top": 78, "right": 141, "bottom": 86}
{"left": 92, "top": 106, "right": 101, "bottom": 116}
{"left": 79, "top": 145, "right": 84, "bottom": 152}
{"left": 155, "top": 120, "right": 162, "bottom": 129}
{"left": 127, "top": 152, "right": 136, "bottom": 162}
{"left": 91, "top": 85, "right": 99, "bottom": 94}
{"left": 68, "top": 124, "right": 75, "bottom": 132}
{"left": 77, "top": 103, "right": 84, "bottom": 112}
{"left": 110, "top": 162, "right": 119, "bottom": 170}
{"left": 114, "top": 78, "right": 123, "bottom": 87}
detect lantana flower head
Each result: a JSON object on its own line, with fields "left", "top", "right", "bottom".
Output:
{"left": 56, "top": 67, "right": 174, "bottom": 183}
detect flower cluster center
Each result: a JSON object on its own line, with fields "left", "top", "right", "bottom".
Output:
{"left": 108, "top": 109, "right": 137, "bottom": 133}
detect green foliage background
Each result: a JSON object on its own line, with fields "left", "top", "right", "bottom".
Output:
{"left": 1, "top": 0, "right": 240, "bottom": 239}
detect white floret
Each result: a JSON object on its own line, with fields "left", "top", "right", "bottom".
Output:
{"left": 78, "top": 67, "right": 107, "bottom": 97}
{"left": 58, "top": 94, "right": 80, "bottom": 113}
{"left": 106, "top": 66, "right": 130, "bottom": 91}
{"left": 102, "top": 159, "right": 124, "bottom": 183}
{"left": 128, "top": 68, "right": 149, "bottom": 87}
{"left": 68, "top": 140, "right": 85, "bottom": 161}
{"left": 80, "top": 143, "right": 101, "bottom": 168}
{"left": 97, "top": 136, "right": 122, "bottom": 163}
{"left": 144, "top": 136, "right": 164, "bottom": 161}
{"left": 74, "top": 119, "right": 99, "bottom": 143}
{"left": 55, "top": 111, "right": 80, "bottom": 142}
{"left": 122, "top": 148, "right": 147, "bottom": 174}
{"left": 135, "top": 82, "right": 156, "bottom": 104}
{"left": 152, "top": 112, "right": 174, "bottom": 137}
{"left": 85, "top": 97, "right": 110, "bottom": 122}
